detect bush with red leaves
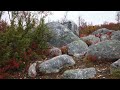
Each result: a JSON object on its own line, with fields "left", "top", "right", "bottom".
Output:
{"left": 0, "top": 20, "right": 8, "bottom": 33}
{"left": 9, "top": 60, "right": 20, "bottom": 70}
{"left": 95, "top": 34, "right": 102, "bottom": 38}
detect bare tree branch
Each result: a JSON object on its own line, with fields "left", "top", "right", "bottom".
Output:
{"left": 116, "top": 11, "right": 120, "bottom": 29}
{"left": 0, "top": 11, "right": 4, "bottom": 20}
{"left": 61, "top": 11, "right": 69, "bottom": 24}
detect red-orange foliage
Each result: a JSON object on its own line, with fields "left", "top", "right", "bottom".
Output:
{"left": 95, "top": 33, "right": 102, "bottom": 38}
{"left": 79, "top": 22, "right": 119, "bottom": 36}
{"left": 0, "top": 58, "right": 21, "bottom": 78}
{"left": 60, "top": 46, "right": 68, "bottom": 54}
{"left": 106, "top": 32, "right": 112, "bottom": 35}
{"left": 30, "top": 42, "right": 38, "bottom": 50}
{"left": 0, "top": 20, "right": 8, "bottom": 33}
{"left": 87, "top": 55, "right": 97, "bottom": 62}
{"left": 79, "top": 34, "right": 87, "bottom": 37}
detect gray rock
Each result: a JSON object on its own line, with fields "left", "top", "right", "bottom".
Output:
{"left": 49, "top": 47, "right": 62, "bottom": 58}
{"left": 38, "top": 54, "right": 75, "bottom": 73}
{"left": 73, "top": 53, "right": 86, "bottom": 60}
{"left": 86, "top": 40, "right": 120, "bottom": 61}
{"left": 28, "top": 61, "right": 42, "bottom": 78}
{"left": 92, "top": 28, "right": 114, "bottom": 35}
{"left": 100, "top": 34, "right": 110, "bottom": 41}
{"left": 62, "top": 67, "right": 96, "bottom": 79}
{"left": 67, "top": 40, "right": 88, "bottom": 56}
{"left": 62, "top": 21, "right": 79, "bottom": 36}
{"left": 46, "top": 22, "right": 80, "bottom": 47}
{"left": 28, "top": 63, "right": 37, "bottom": 78}
{"left": 110, "top": 59, "right": 120, "bottom": 75}
{"left": 111, "top": 30, "right": 120, "bottom": 41}
{"left": 81, "top": 35, "right": 100, "bottom": 45}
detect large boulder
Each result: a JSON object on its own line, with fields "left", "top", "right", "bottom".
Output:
{"left": 111, "top": 30, "right": 120, "bottom": 41}
{"left": 38, "top": 54, "right": 75, "bottom": 74}
{"left": 110, "top": 59, "right": 120, "bottom": 76}
{"left": 92, "top": 28, "right": 114, "bottom": 35}
{"left": 100, "top": 34, "right": 110, "bottom": 41}
{"left": 67, "top": 40, "right": 88, "bottom": 56}
{"left": 81, "top": 35, "right": 100, "bottom": 45}
{"left": 62, "top": 21, "right": 79, "bottom": 36}
{"left": 46, "top": 22, "right": 80, "bottom": 47}
{"left": 62, "top": 67, "right": 96, "bottom": 79}
{"left": 86, "top": 40, "right": 120, "bottom": 61}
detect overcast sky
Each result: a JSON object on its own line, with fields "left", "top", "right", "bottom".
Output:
{"left": 2, "top": 11, "right": 117, "bottom": 26}
{"left": 46, "top": 11, "right": 117, "bottom": 25}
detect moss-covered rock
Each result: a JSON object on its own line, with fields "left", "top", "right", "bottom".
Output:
{"left": 86, "top": 40, "right": 120, "bottom": 61}
{"left": 46, "top": 22, "right": 80, "bottom": 47}
{"left": 81, "top": 35, "right": 100, "bottom": 46}
{"left": 67, "top": 40, "right": 88, "bottom": 56}
{"left": 38, "top": 54, "right": 75, "bottom": 74}
{"left": 62, "top": 67, "right": 96, "bottom": 79}
{"left": 111, "top": 30, "right": 120, "bottom": 41}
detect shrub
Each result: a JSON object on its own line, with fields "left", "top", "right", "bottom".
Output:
{"left": 0, "top": 11, "right": 52, "bottom": 76}
{"left": 31, "top": 18, "right": 52, "bottom": 50}
{"left": 0, "top": 20, "right": 8, "bottom": 32}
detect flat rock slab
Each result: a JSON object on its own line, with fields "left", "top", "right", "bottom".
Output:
{"left": 62, "top": 67, "right": 96, "bottom": 79}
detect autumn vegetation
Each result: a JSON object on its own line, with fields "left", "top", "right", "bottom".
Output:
{"left": 0, "top": 11, "right": 52, "bottom": 79}
{"left": 0, "top": 11, "right": 120, "bottom": 79}
{"left": 79, "top": 11, "right": 120, "bottom": 37}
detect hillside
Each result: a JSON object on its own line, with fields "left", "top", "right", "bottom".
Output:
{"left": 0, "top": 11, "right": 120, "bottom": 79}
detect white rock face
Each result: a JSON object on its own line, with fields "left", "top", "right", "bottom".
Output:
{"left": 28, "top": 63, "right": 37, "bottom": 78}
{"left": 28, "top": 61, "right": 42, "bottom": 78}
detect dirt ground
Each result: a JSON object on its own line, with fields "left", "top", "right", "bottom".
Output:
{"left": 10, "top": 56, "right": 119, "bottom": 79}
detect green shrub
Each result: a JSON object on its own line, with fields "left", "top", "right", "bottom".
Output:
{"left": 31, "top": 18, "right": 52, "bottom": 49}
{"left": 0, "top": 11, "right": 52, "bottom": 72}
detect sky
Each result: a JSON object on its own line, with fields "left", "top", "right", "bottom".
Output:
{"left": 2, "top": 11, "right": 117, "bottom": 26}
{"left": 46, "top": 11, "right": 117, "bottom": 25}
